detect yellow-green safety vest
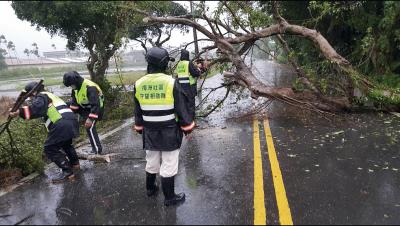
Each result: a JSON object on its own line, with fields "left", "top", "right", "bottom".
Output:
{"left": 41, "top": 92, "right": 72, "bottom": 130}
{"left": 175, "top": 60, "right": 196, "bottom": 85}
{"left": 135, "top": 73, "right": 176, "bottom": 122}
{"left": 74, "top": 79, "right": 104, "bottom": 108}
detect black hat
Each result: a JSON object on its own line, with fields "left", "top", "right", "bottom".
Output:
{"left": 23, "top": 82, "right": 44, "bottom": 93}
{"left": 145, "top": 47, "right": 171, "bottom": 68}
{"left": 63, "top": 71, "right": 82, "bottom": 87}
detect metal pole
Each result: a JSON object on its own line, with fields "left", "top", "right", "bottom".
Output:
{"left": 190, "top": 1, "right": 199, "bottom": 56}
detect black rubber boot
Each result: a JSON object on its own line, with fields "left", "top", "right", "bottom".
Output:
{"left": 161, "top": 176, "right": 185, "bottom": 206}
{"left": 146, "top": 172, "right": 159, "bottom": 197}
{"left": 52, "top": 159, "right": 74, "bottom": 183}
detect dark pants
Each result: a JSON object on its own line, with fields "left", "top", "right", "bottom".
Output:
{"left": 86, "top": 120, "right": 102, "bottom": 154}
{"left": 44, "top": 139, "right": 79, "bottom": 173}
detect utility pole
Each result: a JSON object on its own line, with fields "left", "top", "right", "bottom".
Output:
{"left": 190, "top": 1, "right": 199, "bottom": 56}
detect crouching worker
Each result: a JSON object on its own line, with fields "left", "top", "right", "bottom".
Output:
{"left": 133, "top": 47, "right": 195, "bottom": 206}
{"left": 63, "top": 71, "right": 104, "bottom": 155}
{"left": 8, "top": 82, "right": 80, "bottom": 183}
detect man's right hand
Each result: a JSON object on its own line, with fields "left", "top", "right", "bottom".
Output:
{"left": 8, "top": 109, "right": 19, "bottom": 118}
{"left": 183, "top": 130, "right": 193, "bottom": 136}
{"left": 133, "top": 125, "right": 143, "bottom": 134}
{"left": 181, "top": 122, "right": 195, "bottom": 136}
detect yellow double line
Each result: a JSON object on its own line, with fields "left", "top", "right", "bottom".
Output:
{"left": 253, "top": 118, "right": 293, "bottom": 225}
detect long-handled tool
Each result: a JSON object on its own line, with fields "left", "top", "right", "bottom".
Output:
{"left": 0, "top": 80, "right": 44, "bottom": 136}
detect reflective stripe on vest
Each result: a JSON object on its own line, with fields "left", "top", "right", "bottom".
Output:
{"left": 74, "top": 79, "right": 104, "bottom": 108}
{"left": 41, "top": 92, "right": 73, "bottom": 130}
{"left": 135, "top": 73, "right": 176, "bottom": 123}
{"left": 175, "top": 60, "right": 196, "bottom": 85}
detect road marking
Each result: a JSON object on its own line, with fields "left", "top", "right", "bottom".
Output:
{"left": 253, "top": 119, "right": 267, "bottom": 225}
{"left": 263, "top": 119, "right": 293, "bottom": 225}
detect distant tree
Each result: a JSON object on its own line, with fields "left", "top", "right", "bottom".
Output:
{"left": 11, "top": 1, "right": 140, "bottom": 86}
{"left": 0, "top": 48, "right": 7, "bottom": 70}
{"left": 30, "top": 42, "right": 39, "bottom": 58}
{"left": 51, "top": 43, "right": 56, "bottom": 50}
{"left": 0, "top": 35, "right": 10, "bottom": 61}
{"left": 23, "top": 48, "right": 30, "bottom": 62}
{"left": 6, "top": 41, "right": 16, "bottom": 64}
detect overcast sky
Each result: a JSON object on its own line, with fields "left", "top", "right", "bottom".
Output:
{"left": 0, "top": 1, "right": 217, "bottom": 59}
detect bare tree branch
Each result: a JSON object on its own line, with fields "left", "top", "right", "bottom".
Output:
{"left": 197, "top": 84, "right": 232, "bottom": 118}
{"left": 253, "top": 42, "right": 277, "bottom": 60}
{"left": 155, "top": 26, "right": 162, "bottom": 46}
{"left": 202, "top": 13, "right": 219, "bottom": 36}
{"left": 182, "top": 38, "right": 213, "bottom": 49}
{"left": 238, "top": 40, "right": 256, "bottom": 56}
{"left": 144, "top": 15, "right": 216, "bottom": 40}
{"left": 159, "top": 32, "right": 172, "bottom": 46}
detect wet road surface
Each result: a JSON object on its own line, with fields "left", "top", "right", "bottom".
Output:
{"left": 1, "top": 61, "right": 400, "bottom": 225}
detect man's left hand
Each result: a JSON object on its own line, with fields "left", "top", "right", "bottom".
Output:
{"left": 85, "top": 118, "right": 93, "bottom": 128}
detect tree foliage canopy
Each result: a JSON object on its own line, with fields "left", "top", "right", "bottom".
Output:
{"left": 277, "top": 1, "right": 400, "bottom": 76}
{"left": 11, "top": 1, "right": 138, "bottom": 83}
{"left": 128, "top": 1, "right": 188, "bottom": 51}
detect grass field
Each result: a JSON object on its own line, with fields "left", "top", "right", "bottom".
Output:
{"left": 0, "top": 65, "right": 88, "bottom": 81}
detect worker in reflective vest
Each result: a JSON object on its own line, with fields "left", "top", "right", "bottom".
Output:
{"left": 134, "top": 47, "right": 195, "bottom": 206}
{"left": 8, "top": 82, "right": 80, "bottom": 183}
{"left": 175, "top": 49, "right": 201, "bottom": 118}
{"left": 63, "top": 71, "right": 104, "bottom": 155}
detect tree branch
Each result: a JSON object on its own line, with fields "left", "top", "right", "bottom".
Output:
{"left": 155, "top": 26, "right": 162, "bottom": 46}
{"left": 223, "top": 1, "right": 251, "bottom": 33}
{"left": 182, "top": 39, "right": 213, "bottom": 49}
{"left": 202, "top": 13, "right": 219, "bottom": 36}
{"left": 197, "top": 84, "right": 232, "bottom": 118}
{"left": 144, "top": 15, "right": 216, "bottom": 40}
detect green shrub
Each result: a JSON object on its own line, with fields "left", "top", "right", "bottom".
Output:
{"left": 0, "top": 119, "right": 46, "bottom": 175}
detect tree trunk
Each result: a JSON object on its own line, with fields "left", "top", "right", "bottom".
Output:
{"left": 86, "top": 47, "right": 117, "bottom": 86}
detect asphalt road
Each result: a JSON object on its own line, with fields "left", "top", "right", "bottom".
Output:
{"left": 1, "top": 61, "right": 399, "bottom": 225}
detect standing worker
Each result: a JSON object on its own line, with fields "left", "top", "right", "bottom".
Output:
{"left": 8, "top": 82, "right": 80, "bottom": 183}
{"left": 175, "top": 49, "right": 201, "bottom": 118}
{"left": 133, "top": 47, "right": 195, "bottom": 206}
{"left": 63, "top": 71, "right": 104, "bottom": 155}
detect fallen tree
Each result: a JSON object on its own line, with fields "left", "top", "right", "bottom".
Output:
{"left": 132, "top": 1, "right": 399, "bottom": 113}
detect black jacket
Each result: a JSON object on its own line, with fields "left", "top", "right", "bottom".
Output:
{"left": 68, "top": 77, "right": 104, "bottom": 120}
{"left": 19, "top": 93, "right": 79, "bottom": 146}
{"left": 134, "top": 78, "right": 194, "bottom": 152}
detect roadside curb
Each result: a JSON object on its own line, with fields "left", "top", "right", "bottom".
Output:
{"left": 390, "top": 112, "right": 400, "bottom": 118}
{"left": 0, "top": 117, "right": 134, "bottom": 197}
